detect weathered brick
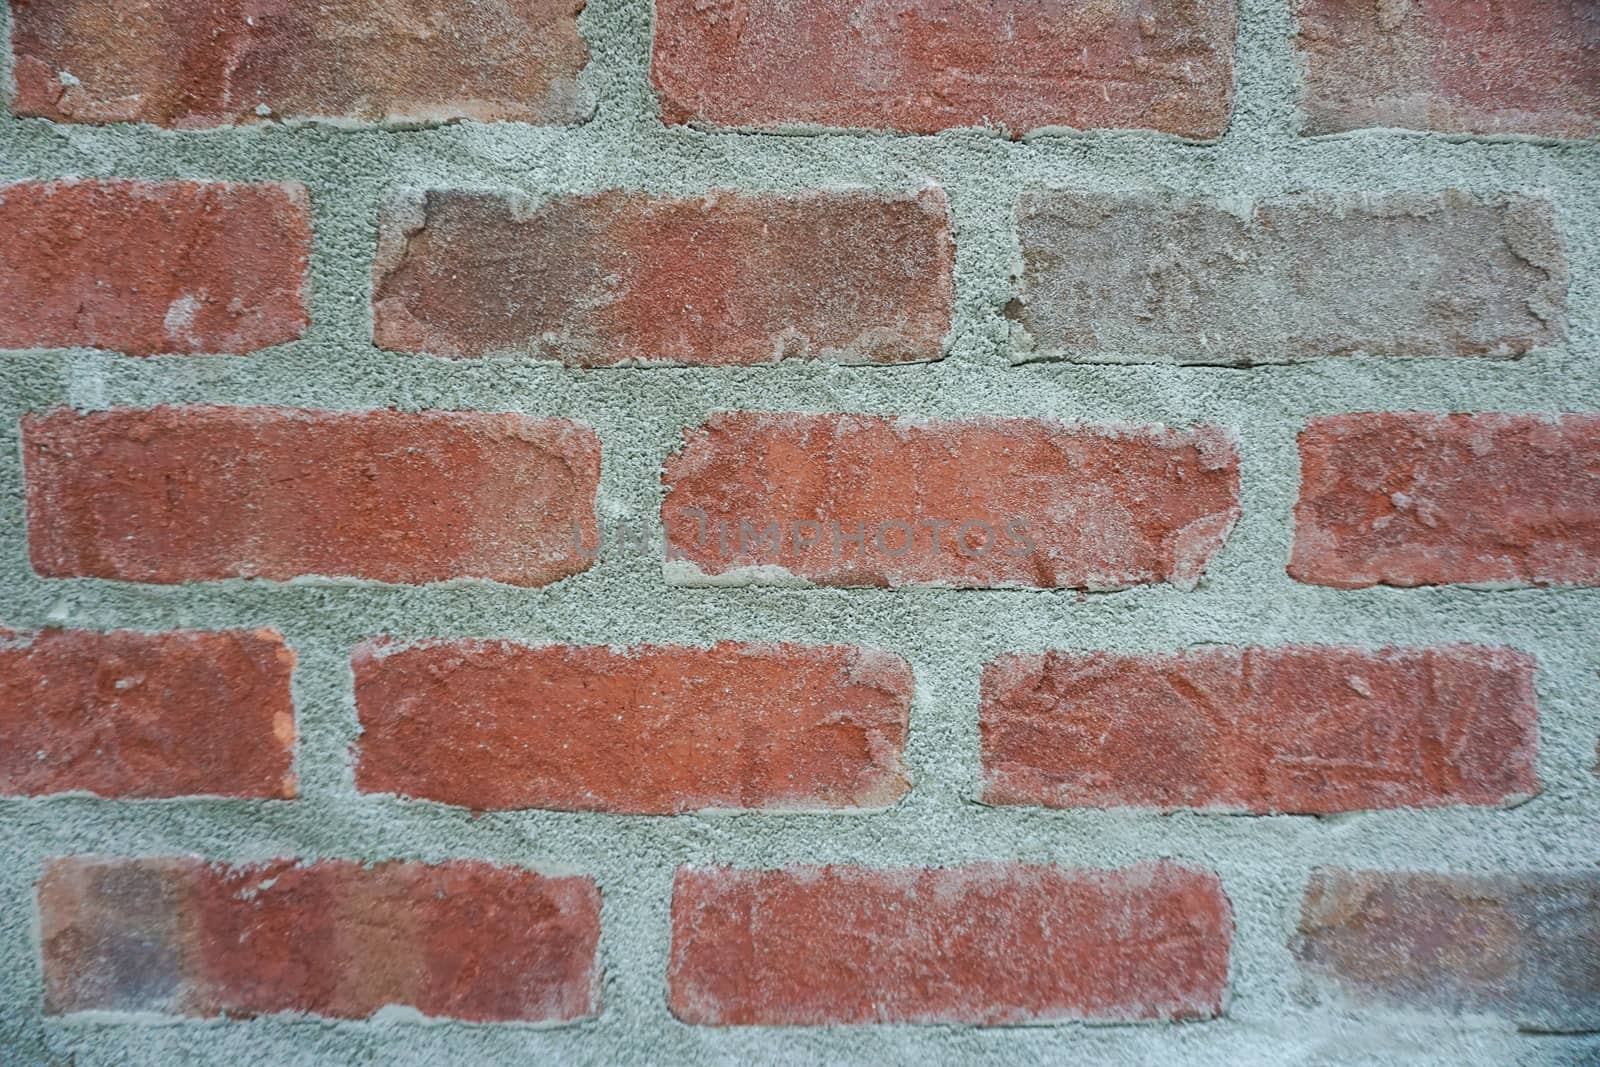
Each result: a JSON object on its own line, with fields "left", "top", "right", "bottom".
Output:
{"left": 354, "top": 640, "right": 912, "bottom": 812}
{"left": 1012, "top": 191, "right": 1566, "bottom": 364}
{"left": 669, "top": 862, "right": 1231, "bottom": 1025}
{"left": 23, "top": 406, "right": 599, "bottom": 586}
{"left": 38, "top": 857, "right": 601, "bottom": 1021}
{"left": 981, "top": 645, "right": 1537, "bottom": 814}
{"left": 661, "top": 413, "right": 1240, "bottom": 589}
{"left": 0, "top": 628, "right": 296, "bottom": 799}
{"left": 651, "top": 0, "right": 1235, "bottom": 138}
{"left": 1296, "top": 0, "right": 1600, "bottom": 138}
{"left": 1296, "top": 869, "right": 1600, "bottom": 1031}
{"left": 10, "top": 0, "right": 592, "bottom": 128}
{"left": 0, "top": 180, "right": 310, "bottom": 356}
{"left": 372, "top": 188, "right": 953, "bottom": 365}
{"left": 1292, "top": 413, "right": 1600, "bottom": 588}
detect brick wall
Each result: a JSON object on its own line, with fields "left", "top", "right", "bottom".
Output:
{"left": 1, "top": 1, "right": 1597, "bottom": 1064}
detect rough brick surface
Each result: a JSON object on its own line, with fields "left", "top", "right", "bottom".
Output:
{"left": 5, "top": 0, "right": 1599, "bottom": 1056}
{"left": 354, "top": 640, "right": 912, "bottom": 812}
{"left": 1296, "top": 0, "right": 1600, "bottom": 138}
{"left": 669, "top": 862, "right": 1231, "bottom": 1025}
{"left": 38, "top": 856, "right": 601, "bottom": 1022}
{"left": 0, "top": 628, "right": 296, "bottom": 799}
{"left": 1292, "top": 413, "right": 1600, "bottom": 588}
{"left": 1296, "top": 869, "right": 1600, "bottom": 1031}
{"left": 981, "top": 644, "right": 1538, "bottom": 814}
{"left": 1012, "top": 191, "right": 1567, "bottom": 364}
{"left": 662, "top": 414, "right": 1239, "bottom": 589}
{"left": 0, "top": 180, "right": 310, "bottom": 356}
{"left": 23, "top": 406, "right": 599, "bottom": 586}
{"left": 10, "top": 0, "right": 592, "bottom": 128}
{"left": 373, "top": 188, "right": 953, "bottom": 365}
{"left": 652, "top": 0, "right": 1236, "bottom": 138}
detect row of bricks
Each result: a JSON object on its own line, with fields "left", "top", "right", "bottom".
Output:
{"left": 0, "top": 628, "right": 1554, "bottom": 811}
{"left": 36, "top": 857, "right": 1600, "bottom": 1030}
{"left": 11, "top": 0, "right": 1598, "bottom": 138}
{"left": 20, "top": 406, "right": 1600, "bottom": 589}
{"left": 0, "top": 180, "right": 1571, "bottom": 362}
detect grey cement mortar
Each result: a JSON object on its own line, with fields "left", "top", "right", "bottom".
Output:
{"left": 0, "top": 0, "right": 1598, "bottom": 1063}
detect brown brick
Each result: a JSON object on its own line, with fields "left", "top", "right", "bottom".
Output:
{"left": 0, "top": 180, "right": 310, "bottom": 356}
{"left": 661, "top": 413, "right": 1240, "bottom": 589}
{"left": 10, "top": 0, "right": 592, "bottom": 127}
{"left": 23, "top": 406, "right": 599, "bottom": 587}
{"left": 372, "top": 188, "right": 953, "bottom": 365}
{"left": 1012, "top": 190, "right": 1567, "bottom": 364}
{"left": 981, "top": 645, "right": 1538, "bottom": 814}
{"left": 354, "top": 640, "right": 912, "bottom": 812}
{"left": 1296, "top": 869, "right": 1600, "bottom": 1031}
{"left": 1292, "top": 413, "right": 1600, "bottom": 588}
{"left": 651, "top": 0, "right": 1235, "bottom": 138}
{"left": 39, "top": 857, "right": 601, "bottom": 1021}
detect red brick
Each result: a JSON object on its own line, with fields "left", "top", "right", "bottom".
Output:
{"left": 1291, "top": 413, "right": 1600, "bottom": 588}
{"left": 1296, "top": 869, "right": 1600, "bottom": 1031}
{"left": 23, "top": 406, "right": 599, "bottom": 587}
{"left": 1296, "top": 0, "right": 1600, "bottom": 138}
{"left": 373, "top": 188, "right": 953, "bottom": 365}
{"left": 1013, "top": 190, "right": 1567, "bottom": 363}
{"left": 669, "top": 862, "right": 1231, "bottom": 1025}
{"left": 354, "top": 640, "right": 912, "bottom": 813}
{"left": 10, "top": 0, "right": 591, "bottom": 128}
{"left": 0, "top": 627, "right": 295, "bottom": 799}
{"left": 0, "top": 180, "right": 310, "bottom": 356}
{"left": 981, "top": 644, "right": 1538, "bottom": 814}
{"left": 661, "top": 413, "right": 1240, "bottom": 589}
{"left": 651, "top": 0, "right": 1235, "bottom": 138}
{"left": 38, "top": 856, "right": 600, "bottom": 1022}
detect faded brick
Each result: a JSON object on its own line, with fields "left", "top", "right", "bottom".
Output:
{"left": 981, "top": 645, "right": 1538, "bottom": 814}
{"left": 1012, "top": 190, "right": 1567, "bottom": 364}
{"left": 372, "top": 188, "right": 953, "bottom": 365}
{"left": 1296, "top": 869, "right": 1600, "bottom": 1031}
{"left": 38, "top": 856, "right": 601, "bottom": 1021}
{"left": 1296, "top": 0, "right": 1600, "bottom": 138}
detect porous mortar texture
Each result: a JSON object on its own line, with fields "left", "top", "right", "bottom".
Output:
{"left": 0, "top": 0, "right": 1598, "bottom": 1063}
